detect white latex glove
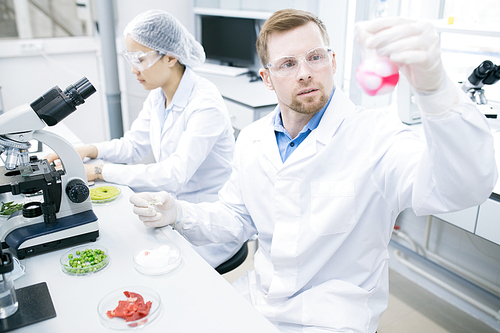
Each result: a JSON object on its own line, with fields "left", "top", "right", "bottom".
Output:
{"left": 129, "top": 191, "right": 178, "bottom": 228}
{"left": 356, "top": 17, "right": 444, "bottom": 93}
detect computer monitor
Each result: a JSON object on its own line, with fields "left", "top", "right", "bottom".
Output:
{"left": 200, "top": 15, "right": 257, "bottom": 68}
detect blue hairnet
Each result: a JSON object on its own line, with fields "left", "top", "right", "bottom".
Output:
{"left": 123, "top": 9, "right": 205, "bottom": 68}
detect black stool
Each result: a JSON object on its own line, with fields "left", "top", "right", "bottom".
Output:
{"left": 215, "top": 241, "right": 249, "bottom": 275}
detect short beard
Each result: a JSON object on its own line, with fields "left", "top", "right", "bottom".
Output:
{"left": 287, "top": 82, "right": 329, "bottom": 115}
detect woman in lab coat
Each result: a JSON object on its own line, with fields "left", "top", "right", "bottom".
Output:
{"left": 130, "top": 10, "right": 497, "bottom": 333}
{"left": 47, "top": 10, "right": 239, "bottom": 268}
{"left": 53, "top": 9, "right": 235, "bottom": 204}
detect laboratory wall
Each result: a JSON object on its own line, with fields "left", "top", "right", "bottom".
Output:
{"left": 115, "top": 0, "right": 194, "bottom": 133}
{"left": 0, "top": 0, "right": 194, "bottom": 145}
{"left": 0, "top": 36, "right": 105, "bottom": 144}
{"left": 0, "top": 0, "right": 105, "bottom": 144}
{"left": 0, "top": 0, "right": 349, "bottom": 144}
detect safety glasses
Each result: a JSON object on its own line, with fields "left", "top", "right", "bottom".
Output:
{"left": 265, "top": 46, "right": 334, "bottom": 77}
{"left": 122, "top": 50, "right": 163, "bottom": 72}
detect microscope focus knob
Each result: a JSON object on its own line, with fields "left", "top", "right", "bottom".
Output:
{"left": 66, "top": 179, "right": 90, "bottom": 203}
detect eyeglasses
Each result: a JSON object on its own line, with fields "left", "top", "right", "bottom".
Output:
{"left": 265, "top": 46, "right": 333, "bottom": 77}
{"left": 122, "top": 50, "right": 163, "bottom": 72}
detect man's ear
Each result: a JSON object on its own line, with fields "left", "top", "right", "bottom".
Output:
{"left": 259, "top": 68, "right": 274, "bottom": 91}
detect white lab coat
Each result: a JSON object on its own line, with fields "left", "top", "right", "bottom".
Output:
{"left": 95, "top": 68, "right": 242, "bottom": 267}
{"left": 95, "top": 67, "right": 234, "bottom": 203}
{"left": 174, "top": 79, "right": 497, "bottom": 332}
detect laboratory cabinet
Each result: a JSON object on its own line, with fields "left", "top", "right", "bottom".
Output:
{"left": 224, "top": 98, "right": 275, "bottom": 131}
{"left": 434, "top": 206, "right": 479, "bottom": 234}
{"left": 475, "top": 196, "right": 500, "bottom": 245}
{"left": 434, "top": 195, "right": 500, "bottom": 245}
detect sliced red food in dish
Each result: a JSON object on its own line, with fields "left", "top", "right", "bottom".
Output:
{"left": 106, "top": 291, "right": 153, "bottom": 324}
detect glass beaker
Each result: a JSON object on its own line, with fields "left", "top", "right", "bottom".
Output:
{"left": 0, "top": 251, "right": 18, "bottom": 319}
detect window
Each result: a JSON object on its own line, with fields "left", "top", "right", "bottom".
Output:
{"left": 0, "top": 0, "right": 94, "bottom": 39}
{"left": 439, "top": 0, "right": 500, "bottom": 103}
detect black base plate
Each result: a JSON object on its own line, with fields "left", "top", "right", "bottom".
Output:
{"left": 0, "top": 282, "right": 56, "bottom": 332}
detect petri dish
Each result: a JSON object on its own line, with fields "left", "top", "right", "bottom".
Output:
{"left": 90, "top": 186, "right": 121, "bottom": 204}
{"left": 133, "top": 244, "right": 181, "bottom": 276}
{"left": 97, "top": 286, "right": 161, "bottom": 330}
{"left": 60, "top": 245, "right": 110, "bottom": 276}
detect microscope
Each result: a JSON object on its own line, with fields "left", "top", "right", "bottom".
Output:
{"left": 0, "top": 77, "right": 99, "bottom": 259}
{"left": 462, "top": 60, "right": 500, "bottom": 118}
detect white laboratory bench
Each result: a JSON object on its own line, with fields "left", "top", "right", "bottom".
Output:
{"left": 8, "top": 183, "right": 279, "bottom": 333}
{"left": 0, "top": 123, "right": 278, "bottom": 332}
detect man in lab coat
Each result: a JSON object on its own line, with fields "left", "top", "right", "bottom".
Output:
{"left": 130, "top": 9, "right": 498, "bottom": 333}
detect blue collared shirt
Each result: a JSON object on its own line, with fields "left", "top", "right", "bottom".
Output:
{"left": 274, "top": 88, "right": 335, "bottom": 162}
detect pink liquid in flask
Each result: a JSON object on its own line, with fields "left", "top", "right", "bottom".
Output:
{"left": 356, "top": 56, "right": 399, "bottom": 96}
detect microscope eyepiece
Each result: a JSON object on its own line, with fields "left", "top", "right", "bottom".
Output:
{"left": 463, "top": 60, "right": 500, "bottom": 106}
{"left": 65, "top": 78, "right": 96, "bottom": 105}
{"left": 467, "top": 60, "right": 494, "bottom": 86}
{"left": 482, "top": 65, "right": 500, "bottom": 86}
{"left": 76, "top": 81, "right": 96, "bottom": 100}
{"left": 73, "top": 77, "right": 89, "bottom": 89}
{"left": 30, "top": 77, "right": 96, "bottom": 126}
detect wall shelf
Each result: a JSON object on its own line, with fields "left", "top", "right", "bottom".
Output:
{"left": 193, "top": 7, "right": 273, "bottom": 20}
{"left": 434, "top": 19, "right": 500, "bottom": 38}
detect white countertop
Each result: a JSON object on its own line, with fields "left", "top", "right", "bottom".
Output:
{"left": 11, "top": 183, "right": 279, "bottom": 332}
{"left": 196, "top": 72, "right": 277, "bottom": 108}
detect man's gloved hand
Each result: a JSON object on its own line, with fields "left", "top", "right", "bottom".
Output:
{"left": 356, "top": 17, "right": 445, "bottom": 93}
{"left": 129, "top": 191, "right": 178, "bottom": 228}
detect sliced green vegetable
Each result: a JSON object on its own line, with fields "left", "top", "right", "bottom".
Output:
{"left": 0, "top": 201, "right": 24, "bottom": 216}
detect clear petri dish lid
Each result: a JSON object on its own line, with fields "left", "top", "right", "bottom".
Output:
{"left": 133, "top": 243, "right": 181, "bottom": 276}
{"left": 98, "top": 286, "right": 161, "bottom": 330}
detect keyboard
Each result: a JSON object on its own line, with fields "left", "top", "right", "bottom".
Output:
{"left": 195, "top": 63, "right": 250, "bottom": 77}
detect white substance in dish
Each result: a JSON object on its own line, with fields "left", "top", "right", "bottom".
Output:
{"left": 134, "top": 245, "right": 181, "bottom": 275}
{"left": 136, "top": 245, "right": 176, "bottom": 267}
